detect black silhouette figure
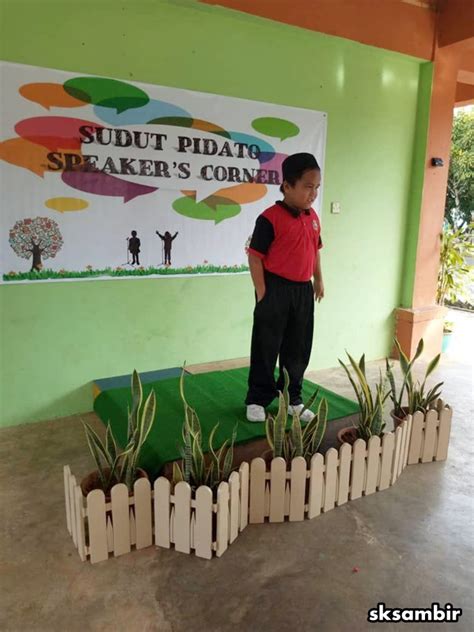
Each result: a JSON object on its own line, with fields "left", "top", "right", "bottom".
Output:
{"left": 156, "top": 230, "right": 178, "bottom": 266}
{"left": 128, "top": 230, "right": 141, "bottom": 265}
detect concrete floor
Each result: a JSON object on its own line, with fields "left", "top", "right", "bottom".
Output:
{"left": 1, "top": 310, "right": 473, "bottom": 632}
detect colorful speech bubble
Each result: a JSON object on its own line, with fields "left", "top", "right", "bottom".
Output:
{"left": 15, "top": 116, "right": 102, "bottom": 151}
{"left": 94, "top": 99, "right": 190, "bottom": 126}
{"left": 173, "top": 195, "right": 240, "bottom": 224}
{"left": 19, "top": 83, "right": 87, "bottom": 110}
{"left": 45, "top": 197, "right": 89, "bottom": 213}
{"left": 147, "top": 116, "right": 230, "bottom": 138}
{"left": 62, "top": 170, "right": 157, "bottom": 203}
{"left": 0, "top": 137, "right": 81, "bottom": 178}
{"left": 252, "top": 117, "right": 300, "bottom": 141}
{"left": 214, "top": 131, "right": 275, "bottom": 157}
{"left": 64, "top": 77, "right": 149, "bottom": 114}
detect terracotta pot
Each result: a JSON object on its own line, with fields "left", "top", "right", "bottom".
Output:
{"left": 80, "top": 467, "right": 149, "bottom": 499}
{"left": 337, "top": 426, "right": 358, "bottom": 446}
{"left": 390, "top": 407, "right": 409, "bottom": 429}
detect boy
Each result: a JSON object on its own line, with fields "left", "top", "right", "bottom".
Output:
{"left": 128, "top": 230, "right": 141, "bottom": 265}
{"left": 245, "top": 153, "right": 324, "bottom": 422}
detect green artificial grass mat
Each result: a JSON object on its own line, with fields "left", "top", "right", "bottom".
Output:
{"left": 93, "top": 367, "right": 359, "bottom": 478}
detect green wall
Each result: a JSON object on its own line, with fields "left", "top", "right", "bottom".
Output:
{"left": 0, "top": 0, "right": 431, "bottom": 426}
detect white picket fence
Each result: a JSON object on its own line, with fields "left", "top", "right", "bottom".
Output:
{"left": 249, "top": 416, "right": 413, "bottom": 523}
{"left": 64, "top": 462, "right": 249, "bottom": 564}
{"left": 64, "top": 399, "right": 453, "bottom": 562}
{"left": 407, "top": 399, "right": 452, "bottom": 464}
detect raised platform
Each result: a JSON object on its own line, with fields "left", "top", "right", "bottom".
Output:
{"left": 93, "top": 365, "right": 360, "bottom": 478}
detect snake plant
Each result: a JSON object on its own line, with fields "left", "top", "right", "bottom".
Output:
{"left": 339, "top": 352, "right": 389, "bottom": 440}
{"left": 82, "top": 370, "right": 156, "bottom": 492}
{"left": 265, "top": 369, "right": 327, "bottom": 463}
{"left": 172, "top": 368, "right": 237, "bottom": 491}
{"left": 387, "top": 338, "right": 443, "bottom": 418}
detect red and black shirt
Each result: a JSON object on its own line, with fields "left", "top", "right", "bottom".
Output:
{"left": 248, "top": 201, "right": 323, "bottom": 282}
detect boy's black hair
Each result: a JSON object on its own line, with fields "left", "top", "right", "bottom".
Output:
{"left": 280, "top": 152, "right": 320, "bottom": 193}
{"left": 131, "top": 230, "right": 137, "bottom": 236}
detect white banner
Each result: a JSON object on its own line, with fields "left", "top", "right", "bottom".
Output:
{"left": 0, "top": 62, "right": 327, "bottom": 284}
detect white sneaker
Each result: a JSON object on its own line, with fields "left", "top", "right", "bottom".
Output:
{"left": 246, "top": 404, "right": 266, "bottom": 422}
{"left": 288, "top": 404, "right": 315, "bottom": 423}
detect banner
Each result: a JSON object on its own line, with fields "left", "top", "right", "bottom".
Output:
{"left": 0, "top": 62, "right": 327, "bottom": 284}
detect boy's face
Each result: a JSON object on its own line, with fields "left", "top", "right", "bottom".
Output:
{"left": 283, "top": 169, "right": 321, "bottom": 210}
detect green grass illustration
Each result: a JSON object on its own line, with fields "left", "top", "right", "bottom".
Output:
{"left": 3, "top": 264, "right": 250, "bottom": 282}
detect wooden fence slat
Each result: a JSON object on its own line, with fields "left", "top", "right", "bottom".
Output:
{"left": 216, "top": 482, "right": 230, "bottom": 558}
{"left": 174, "top": 482, "right": 192, "bottom": 554}
{"left": 365, "top": 436, "right": 381, "bottom": 496}
{"left": 435, "top": 406, "right": 452, "bottom": 462}
{"left": 249, "top": 458, "right": 266, "bottom": 524}
{"left": 408, "top": 411, "right": 424, "bottom": 464}
{"left": 74, "top": 486, "right": 86, "bottom": 561}
{"left": 379, "top": 432, "right": 395, "bottom": 490}
{"left": 134, "top": 478, "right": 152, "bottom": 550}
{"left": 337, "top": 443, "right": 351, "bottom": 506}
{"left": 308, "top": 453, "right": 324, "bottom": 518}
{"left": 111, "top": 484, "right": 131, "bottom": 557}
{"left": 229, "top": 472, "right": 240, "bottom": 543}
{"left": 391, "top": 426, "right": 404, "bottom": 485}
{"left": 402, "top": 416, "right": 413, "bottom": 470}
{"left": 64, "top": 466, "right": 72, "bottom": 535}
{"left": 289, "top": 457, "right": 307, "bottom": 522}
{"left": 239, "top": 462, "right": 249, "bottom": 531}
{"left": 323, "top": 449, "right": 338, "bottom": 512}
{"left": 350, "top": 439, "right": 366, "bottom": 500}
{"left": 422, "top": 409, "right": 439, "bottom": 463}
{"left": 154, "top": 477, "right": 171, "bottom": 549}
{"left": 87, "top": 490, "right": 108, "bottom": 564}
{"left": 69, "top": 475, "right": 78, "bottom": 546}
{"left": 269, "top": 457, "right": 286, "bottom": 523}
{"left": 194, "top": 486, "right": 213, "bottom": 559}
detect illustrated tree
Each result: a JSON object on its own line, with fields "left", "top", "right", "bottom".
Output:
{"left": 9, "top": 217, "right": 63, "bottom": 271}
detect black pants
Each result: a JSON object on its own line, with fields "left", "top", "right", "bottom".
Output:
{"left": 245, "top": 272, "right": 314, "bottom": 407}
{"left": 131, "top": 253, "right": 140, "bottom": 265}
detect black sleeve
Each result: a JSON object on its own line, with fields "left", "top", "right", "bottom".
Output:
{"left": 249, "top": 215, "right": 274, "bottom": 256}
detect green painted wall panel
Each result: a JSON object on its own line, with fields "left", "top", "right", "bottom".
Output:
{"left": 0, "top": 0, "right": 430, "bottom": 425}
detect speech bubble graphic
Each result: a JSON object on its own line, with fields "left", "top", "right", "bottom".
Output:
{"left": 173, "top": 195, "right": 240, "bottom": 224}
{"left": 258, "top": 152, "right": 288, "bottom": 177}
{"left": 214, "top": 130, "right": 275, "bottom": 158}
{"left": 15, "top": 116, "right": 102, "bottom": 151}
{"left": 64, "top": 77, "right": 149, "bottom": 114}
{"left": 45, "top": 197, "right": 89, "bottom": 213}
{"left": 0, "top": 138, "right": 82, "bottom": 178}
{"left": 0, "top": 138, "right": 51, "bottom": 177}
{"left": 252, "top": 117, "right": 300, "bottom": 141}
{"left": 147, "top": 116, "right": 230, "bottom": 138}
{"left": 62, "top": 170, "right": 157, "bottom": 203}
{"left": 94, "top": 99, "right": 190, "bottom": 126}
{"left": 211, "top": 183, "right": 268, "bottom": 204}
{"left": 19, "top": 83, "right": 87, "bottom": 110}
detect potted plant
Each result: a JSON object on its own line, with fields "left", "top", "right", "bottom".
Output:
{"left": 337, "top": 352, "right": 389, "bottom": 445}
{"left": 171, "top": 369, "right": 237, "bottom": 493}
{"left": 81, "top": 369, "right": 156, "bottom": 497}
{"left": 264, "top": 369, "right": 328, "bottom": 465}
{"left": 442, "top": 320, "right": 454, "bottom": 353}
{"left": 387, "top": 338, "right": 443, "bottom": 428}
